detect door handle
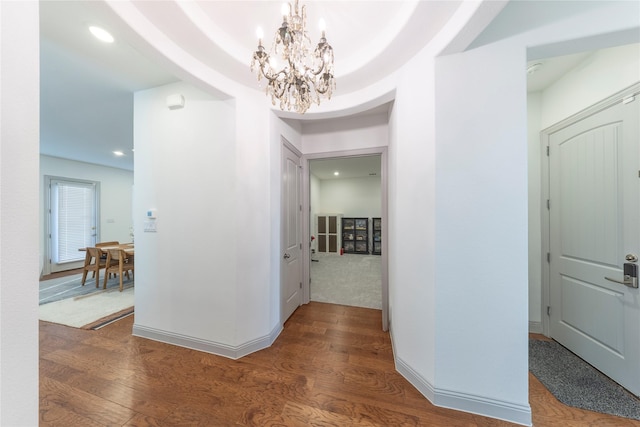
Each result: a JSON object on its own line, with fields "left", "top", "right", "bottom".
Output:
{"left": 605, "top": 263, "right": 638, "bottom": 288}
{"left": 283, "top": 253, "right": 291, "bottom": 259}
{"left": 605, "top": 276, "right": 638, "bottom": 288}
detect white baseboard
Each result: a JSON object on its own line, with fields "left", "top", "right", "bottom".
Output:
{"left": 132, "top": 322, "right": 283, "bottom": 360}
{"left": 390, "top": 330, "right": 532, "bottom": 426}
{"left": 529, "top": 321, "right": 543, "bottom": 334}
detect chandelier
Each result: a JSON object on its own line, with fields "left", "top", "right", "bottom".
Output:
{"left": 250, "top": 0, "right": 335, "bottom": 114}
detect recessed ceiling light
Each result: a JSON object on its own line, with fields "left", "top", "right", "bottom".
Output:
{"left": 89, "top": 26, "right": 114, "bottom": 43}
{"left": 113, "top": 151, "right": 124, "bottom": 156}
{"left": 334, "top": 171, "right": 339, "bottom": 176}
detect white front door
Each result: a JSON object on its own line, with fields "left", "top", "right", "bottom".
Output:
{"left": 282, "top": 143, "right": 302, "bottom": 323}
{"left": 548, "top": 92, "right": 640, "bottom": 395}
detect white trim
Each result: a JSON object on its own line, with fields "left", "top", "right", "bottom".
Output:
{"left": 132, "top": 323, "right": 283, "bottom": 360}
{"left": 529, "top": 321, "right": 543, "bottom": 334}
{"left": 390, "top": 327, "right": 532, "bottom": 426}
{"left": 394, "top": 356, "right": 532, "bottom": 426}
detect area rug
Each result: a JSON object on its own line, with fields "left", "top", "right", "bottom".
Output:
{"left": 40, "top": 272, "right": 133, "bottom": 305}
{"left": 39, "top": 286, "right": 134, "bottom": 329}
{"left": 529, "top": 338, "right": 640, "bottom": 420}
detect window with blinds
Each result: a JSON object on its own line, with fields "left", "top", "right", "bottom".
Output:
{"left": 51, "top": 179, "right": 97, "bottom": 264}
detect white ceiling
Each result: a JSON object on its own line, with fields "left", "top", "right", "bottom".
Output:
{"left": 310, "top": 155, "right": 381, "bottom": 181}
{"left": 40, "top": 1, "right": 179, "bottom": 170}
{"left": 39, "top": 0, "right": 628, "bottom": 173}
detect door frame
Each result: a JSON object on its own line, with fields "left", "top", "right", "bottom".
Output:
{"left": 301, "top": 147, "right": 389, "bottom": 331}
{"left": 540, "top": 82, "right": 640, "bottom": 336}
{"left": 280, "top": 138, "right": 303, "bottom": 324}
{"left": 43, "top": 175, "right": 101, "bottom": 275}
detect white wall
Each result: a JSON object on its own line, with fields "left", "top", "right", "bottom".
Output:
{"left": 301, "top": 113, "right": 388, "bottom": 154}
{"left": 390, "top": 2, "right": 638, "bottom": 425}
{"left": 540, "top": 43, "right": 640, "bottom": 129}
{"left": 132, "top": 81, "right": 277, "bottom": 356}
{"left": 2, "top": 1, "right": 636, "bottom": 424}
{"left": 0, "top": 1, "right": 39, "bottom": 425}
{"left": 318, "top": 176, "right": 381, "bottom": 218}
{"left": 388, "top": 44, "right": 438, "bottom": 413}
{"left": 132, "top": 82, "right": 242, "bottom": 351}
{"left": 39, "top": 155, "right": 134, "bottom": 274}
{"left": 433, "top": 38, "right": 530, "bottom": 421}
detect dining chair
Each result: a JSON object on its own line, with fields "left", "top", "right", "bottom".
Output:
{"left": 81, "top": 247, "right": 112, "bottom": 288}
{"left": 103, "top": 248, "right": 134, "bottom": 292}
{"left": 95, "top": 241, "right": 119, "bottom": 260}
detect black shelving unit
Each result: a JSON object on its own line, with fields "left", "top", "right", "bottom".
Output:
{"left": 372, "top": 217, "right": 381, "bottom": 255}
{"left": 342, "top": 217, "right": 369, "bottom": 254}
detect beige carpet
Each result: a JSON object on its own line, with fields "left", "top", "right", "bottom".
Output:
{"left": 39, "top": 286, "right": 134, "bottom": 329}
{"left": 311, "top": 252, "right": 381, "bottom": 309}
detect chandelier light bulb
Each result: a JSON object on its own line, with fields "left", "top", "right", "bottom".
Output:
{"left": 256, "top": 27, "right": 264, "bottom": 42}
{"left": 281, "top": 3, "right": 290, "bottom": 18}
{"left": 319, "top": 18, "right": 326, "bottom": 33}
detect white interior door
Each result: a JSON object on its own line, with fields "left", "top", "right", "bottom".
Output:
{"left": 548, "top": 93, "right": 640, "bottom": 395}
{"left": 282, "top": 143, "right": 302, "bottom": 323}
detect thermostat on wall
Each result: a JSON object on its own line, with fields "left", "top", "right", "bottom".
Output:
{"left": 146, "top": 209, "right": 157, "bottom": 219}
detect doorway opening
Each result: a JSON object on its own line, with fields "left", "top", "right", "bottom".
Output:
{"left": 309, "top": 156, "right": 382, "bottom": 310}
{"left": 528, "top": 42, "right": 640, "bottom": 397}
{"left": 302, "top": 149, "right": 389, "bottom": 330}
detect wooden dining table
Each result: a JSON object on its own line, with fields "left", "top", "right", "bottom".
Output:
{"left": 96, "top": 243, "right": 134, "bottom": 255}
{"left": 79, "top": 243, "right": 134, "bottom": 255}
{"left": 78, "top": 243, "right": 135, "bottom": 289}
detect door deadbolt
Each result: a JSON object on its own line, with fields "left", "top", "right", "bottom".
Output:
{"left": 605, "top": 263, "right": 639, "bottom": 288}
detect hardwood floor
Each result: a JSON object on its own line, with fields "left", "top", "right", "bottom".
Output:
{"left": 40, "top": 302, "right": 640, "bottom": 426}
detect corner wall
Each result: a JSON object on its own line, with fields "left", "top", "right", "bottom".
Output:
{"left": 0, "top": 1, "right": 39, "bottom": 424}
{"left": 433, "top": 39, "right": 530, "bottom": 423}
{"left": 387, "top": 44, "right": 438, "bottom": 410}
{"left": 389, "top": 2, "right": 638, "bottom": 425}
{"left": 133, "top": 82, "right": 246, "bottom": 355}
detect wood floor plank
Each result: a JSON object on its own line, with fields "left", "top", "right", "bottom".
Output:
{"left": 41, "top": 377, "right": 136, "bottom": 426}
{"left": 39, "top": 398, "right": 106, "bottom": 427}
{"left": 39, "top": 301, "right": 640, "bottom": 426}
{"left": 122, "top": 413, "right": 164, "bottom": 427}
